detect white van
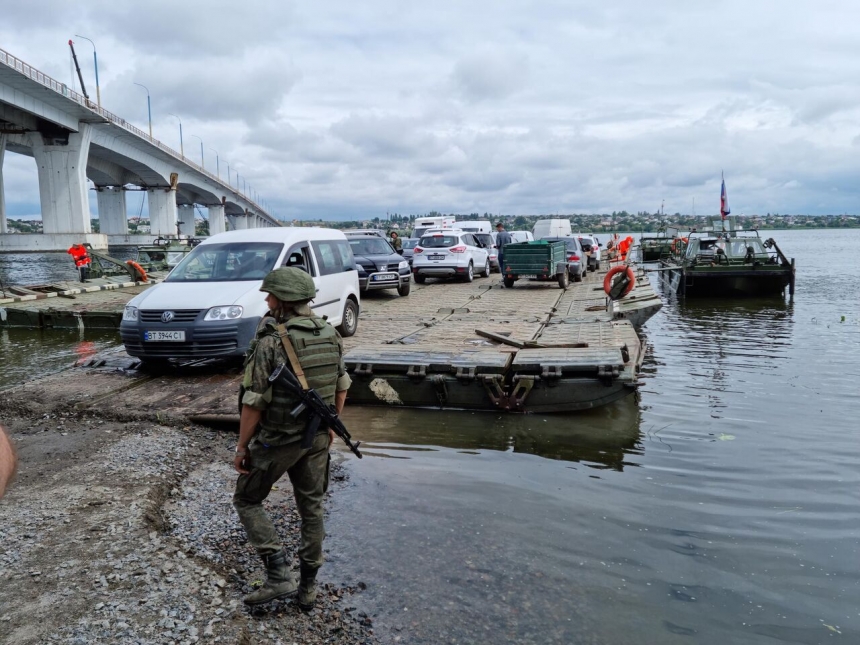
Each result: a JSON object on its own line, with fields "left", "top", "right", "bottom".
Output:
{"left": 509, "top": 230, "right": 534, "bottom": 243}
{"left": 533, "top": 219, "right": 572, "bottom": 239}
{"left": 119, "top": 228, "right": 360, "bottom": 362}
{"left": 456, "top": 220, "right": 492, "bottom": 234}
{"left": 412, "top": 216, "right": 456, "bottom": 239}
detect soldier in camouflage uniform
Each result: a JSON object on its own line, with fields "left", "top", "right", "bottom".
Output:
{"left": 233, "top": 267, "right": 352, "bottom": 609}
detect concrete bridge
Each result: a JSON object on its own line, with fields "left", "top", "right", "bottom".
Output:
{"left": 0, "top": 46, "right": 281, "bottom": 252}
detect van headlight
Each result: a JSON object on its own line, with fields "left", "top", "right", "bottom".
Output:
{"left": 123, "top": 306, "right": 139, "bottom": 321}
{"left": 204, "top": 306, "right": 244, "bottom": 321}
{"left": 398, "top": 260, "right": 409, "bottom": 270}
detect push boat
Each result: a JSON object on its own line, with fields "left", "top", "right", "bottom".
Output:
{"left": 639, "top": 227, "right": 676, "bottom": 262}
{"left": 657, "top": 218, "right": 795, "bottom": 297}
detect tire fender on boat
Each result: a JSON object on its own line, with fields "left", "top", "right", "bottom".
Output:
{"left": 603, "top": 265, "right": 635, "bottom": 299}
{"left": 126, "top": 260, "right": 149, "bottom": 283}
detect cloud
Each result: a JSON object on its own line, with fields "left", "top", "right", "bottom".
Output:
{"left": 450, "top": 48, "right": 530, "bottom": 103}
{"left": 5, "top": 0, "right": 860, "bottom": 219}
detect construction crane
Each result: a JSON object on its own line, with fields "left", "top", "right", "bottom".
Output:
{"left": 67, "top": 39, "right": 89, "bottom": 101}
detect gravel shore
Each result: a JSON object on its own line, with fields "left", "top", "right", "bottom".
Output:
{"left": 0, "top": 408, "right": 378, "bottom": 645}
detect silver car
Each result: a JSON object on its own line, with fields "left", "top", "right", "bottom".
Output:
{"left": 412, "top": 231, "right": 491, "bottom": 283}
{"left": 400, "top": 238, "right": 419, "bottom": 265}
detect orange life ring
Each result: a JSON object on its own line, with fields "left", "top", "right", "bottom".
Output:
{"left": 603, "top": 265, "right": 635, "bottom": 298}
{"left": 126, "top": 260, "right": 149, "bottom": 282}
{"left": 671, "top": 237, "right": 688, "bottom": 253}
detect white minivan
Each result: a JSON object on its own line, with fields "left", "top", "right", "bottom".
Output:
{"left": 533, "top": 219, "right": 572, "bottom": 239}
{"left": 120, "top": 228, "right": 360, "bottom": 362}
{"left": 456, "top": 220, "right": 492, "bottom": 234}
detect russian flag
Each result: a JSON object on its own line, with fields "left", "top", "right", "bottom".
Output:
{"left": 720, "top": 174, "right": 731, "bottom": 220}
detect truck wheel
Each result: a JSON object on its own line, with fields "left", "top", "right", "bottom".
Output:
{"left": 463, "top": 263, "right": 474, "bottom": 283}
{"left": 337, "top": 298, "right": 359, "bottom": 337}
{"left": 414, "top": 274, "right": 426, "bottom": 284}
{"left": 397, "top": 281, "right": 411, "bottom": 297}
{"left": 558, "top": 268, "right": 569, "bottom": 289}
{"left": 503, "top": 276, "right": 515, "bottom": 288}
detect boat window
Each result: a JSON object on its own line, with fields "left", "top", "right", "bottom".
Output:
{"left": 419, "top": 235, "right": 459, "bottom": 248}
{"left": 166, "top": 242, "right": 283, "bottom": 282}
{"left": 348, "top": 238, "right": 396, "bottom": 256}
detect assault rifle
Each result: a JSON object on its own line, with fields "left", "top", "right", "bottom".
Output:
{"left": 267, "top": 363, "right": 362, "bottom": 458}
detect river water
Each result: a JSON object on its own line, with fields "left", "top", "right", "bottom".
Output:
{"left": 1, "top": 230, "right": 858, "bottom": 643}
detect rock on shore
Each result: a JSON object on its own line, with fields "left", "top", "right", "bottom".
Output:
{"left": 0, "top": 409, "right": 377, "bottom": 645}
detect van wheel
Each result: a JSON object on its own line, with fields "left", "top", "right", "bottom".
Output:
{"left": 479, "top": 260, "right": 490, "bottom": 277}
{"left": 463, "top": 263, "right": 474, "bottom": 283}
{"left": 397, "top": 281, "right": 411, "bottom": 297}
{"left": 414, "top": 274, "right": 426, "bottom": 284}
{"left": 337, "top": 299, "right": 359, "bottom": 337}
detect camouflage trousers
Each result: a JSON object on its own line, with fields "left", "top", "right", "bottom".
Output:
{"left": 233, "top": 432, "right": 330, "bottom": 571}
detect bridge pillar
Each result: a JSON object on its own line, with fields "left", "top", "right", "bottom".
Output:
{"left": 0, "top": 133, "right": 6, "bottom": 234}
{"left": 96, "top": 187, "right": 128, "bottom": 235}
{"left": 235, "top": 214, "right": 251, "bottom": 230}
{"left": 29, "top": 124, "right": 93, "bottom": 234}
{"left": 177, "top": 204, "right": 196, "bottom": 236}
{"left": 147, "top": 187, "right": 178, "bottom": 236}
{"left": 208, "top": 205, "right": 226, "bottom": 235}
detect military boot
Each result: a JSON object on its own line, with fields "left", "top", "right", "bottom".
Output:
{"left": 243, "top": 549, "right": 298, "bottom": 606}
{"left": 297, "top": 565, "right": 318, "bottom": 611}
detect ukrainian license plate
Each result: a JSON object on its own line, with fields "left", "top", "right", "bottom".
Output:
{"left": 145, "top": 330, "right": 186, "bottom": 342}
{"left": 518, "top": 274, "right": 537, "bottom": 279}
{"left": 372, "top": 273, "right": 397, "bottom": 281}
{"left": 428, "top": 254, "right": 445, "bottom": 260}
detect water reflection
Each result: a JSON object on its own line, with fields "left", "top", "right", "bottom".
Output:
{"left": 341, "top": 396, "right": 643, "bottom": 471}
{"left": 0, "top": 247, "right": 139, "bottom": 289}
{"left": 0, "top": 327, "right": 120, "bottom": 389}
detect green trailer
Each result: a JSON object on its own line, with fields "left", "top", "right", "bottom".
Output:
{"left": 502, "top": 240, "right": 569, "bottom": 289}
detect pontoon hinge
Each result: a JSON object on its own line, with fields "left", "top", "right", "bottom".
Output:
{"left": 430, "top": 374, "right": 448, "bottom": 406}
{"left": 354, "top": 363, "right": 374, "bottom": 377}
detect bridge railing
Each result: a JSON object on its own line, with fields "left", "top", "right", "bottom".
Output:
{"left": 0, "top": 46, "right": 275, "bottom": 222}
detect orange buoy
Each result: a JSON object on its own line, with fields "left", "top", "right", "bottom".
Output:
{"left": 126, "top": 260, "right": 149, "bottom": 282}
{"left": 603, "top": 265, "right": 635, "bottom": 299}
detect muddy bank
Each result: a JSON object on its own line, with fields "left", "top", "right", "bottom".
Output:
{"left": 0, "top": 405, "right": 376, "bottom": 645}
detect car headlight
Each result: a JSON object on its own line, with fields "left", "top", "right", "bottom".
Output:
{"left": 204, "top": 305, "right": 244, "bottom": 321}
{"left": 398, "top": 260, "right": 409, "bottom": 270}
{"left": 357, "top": 264, "right": 368, "bottom": 274}
{"left": 122, "top": 306, "right": 139, "bottom": 322}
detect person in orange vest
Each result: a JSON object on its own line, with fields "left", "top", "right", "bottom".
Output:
{"left": 618, "top": 237, "right": 631, "bottom": 261}
{"left": 67, "top": 244, "right": 92, "bottom": 282}
{"left": 621, "top": 235, "right": 633, "bottom": 260}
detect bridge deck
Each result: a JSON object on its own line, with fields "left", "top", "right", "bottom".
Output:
{"left": 0, "top": 265, "right": 660, "bottom": 415}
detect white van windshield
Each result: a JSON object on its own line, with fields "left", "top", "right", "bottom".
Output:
{"left": 166, "top": 242, "right": 284, "bottom": 282}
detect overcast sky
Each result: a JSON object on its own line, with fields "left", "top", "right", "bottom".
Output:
{"left": 3, "top": 0, "right": 860, "bottom": 220}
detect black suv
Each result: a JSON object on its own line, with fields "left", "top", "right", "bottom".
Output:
{"left": 348, "top": 235, "right": 412, "bottom": 296}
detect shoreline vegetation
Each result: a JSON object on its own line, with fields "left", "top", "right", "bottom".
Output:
{"left": 4, "top": 212, "right": 859, "bottom": 236}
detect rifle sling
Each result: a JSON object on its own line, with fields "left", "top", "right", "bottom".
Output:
{"left": 276, "top": 323, "right": 310, "bottom": 391}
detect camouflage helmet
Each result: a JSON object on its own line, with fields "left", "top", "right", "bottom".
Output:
{"left": 259, "top": 267, "right": 316, "bottom": 302}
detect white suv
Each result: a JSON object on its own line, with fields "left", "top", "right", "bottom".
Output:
{"left": 412, "top": 230, "right": 491, "bottom": 283}
{"left": 577, "top": 234, "right": 602, "bottom": 271}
